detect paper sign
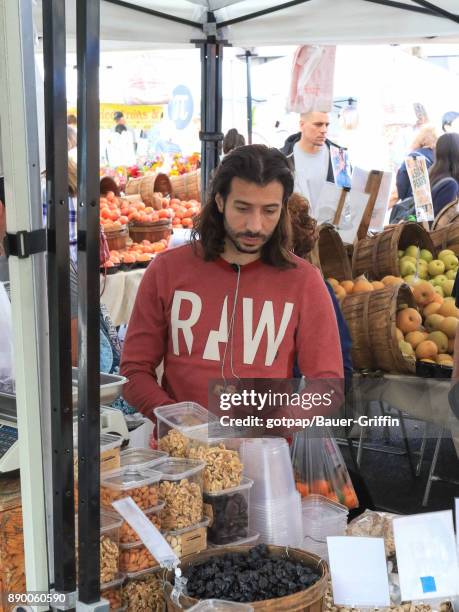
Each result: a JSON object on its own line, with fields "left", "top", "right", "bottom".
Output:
{"left": 393, "top": 511, "right": 459, "bottom": 601}
{"left": 327, "top": 536, "right": 391, "bottom": 607}
{"left": 112, "top": 497, "right": 179, "bottom": 569}
{"left": 351, "top": 167, "right": 393, "bottom": 232}
{"left": 405, "top": 156, "right": 434, "bottom": 222}
{"left": 338, "top": 190, "right": 370, "bottom": 244}
{"left": 330, "top": 145, "right": 352, "bottom": 189}
{"left": 315, "top": 182, "right": 344, "bottom": 225}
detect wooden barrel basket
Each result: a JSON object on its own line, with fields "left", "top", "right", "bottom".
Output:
{"left": 129, "top": 219, "right": 172, "bottom": 244}
{"left": 165, "top": 545, "right": 328, "bottom": 612}
{"left": 125, "top": 173, "right": 173, "bottom": 205}
{"left": 341, "top": 283, "right": 417, "bottom": 373}
{"left": 104, "top": 226, "right": 128, "bottom": 251}
{"left": 430, "top": 220, "right": 459, "bottom": 256}
{"left": 352, "top": 222, "right": 435, "bottom": 280}
{"left": 169, "top": 169, "right": 201, "bottom": 202}
{"left": 309, "top": 224, "right": 352, "bottom": 281}
{"left": 431, "top": 198, "right": 459, "bottom": 230}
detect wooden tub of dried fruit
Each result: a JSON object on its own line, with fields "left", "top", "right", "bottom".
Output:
{"left": 165, "top": 544, "right": 328, "bottom": 612}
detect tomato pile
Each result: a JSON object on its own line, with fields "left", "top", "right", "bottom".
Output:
{"left": 99, "top": 191, "right": 200, "bottom": 230}
{"left": 103, "top": 239, "right": 168, "bottom": 270}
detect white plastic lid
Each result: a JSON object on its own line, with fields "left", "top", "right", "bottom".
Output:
{"left": 163, "top": 516, "right": 210, "bottom": 537}
{"left": 208, "top": 531, "right": 260, "bottom": 549}
{"left": 100, "top": 573, "right": 126, "bottom": 591}
{"left": 101, "top": 466, "right": 161, "bottom": 491}
{"left": 203, "top": 477, "right": 253, "bottom": 498}
{"left": 301, "top": 494, "right": 348, "bottom": 517}
{"left": 154, "top": 402, "right": 217, "bottom": 431}
{"left": 158, "top": 458, "right": 205, "bottom": 481}
{"left": 101, "top": 509, "right": 124, "bottom": 532}
{"left": 73, "top": 431, "right": 123, "bottom": 452}
{"left": 120, "top": 447, "right": 168, "bottom": 470}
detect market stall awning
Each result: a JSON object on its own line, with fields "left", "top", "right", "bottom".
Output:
{"left": 33, "top": 0, "right": 459, "bottom": 50}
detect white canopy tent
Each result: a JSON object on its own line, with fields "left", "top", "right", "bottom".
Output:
{"left": 33, "top": 0, "right": 459, "bottom": 49}
{"left": 1, "top": 0, "right": 459, "bottom": 609}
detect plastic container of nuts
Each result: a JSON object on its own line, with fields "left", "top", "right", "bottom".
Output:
{"left": 154, "top": 402, "right": 218, "bottom": 458}
{"left": 100, "top": 573, "right": 126, "bottom": 610}
{"left": 158, "top": 458, "right": 205, "bottom": 530}
{"left": 101, "top": 467, "right": 161, "bottom": 510}
{"left": 204, "top": 477, "right": 253, "bottom": 545}
{"left": 122, "top": 569, "right": 165, "bottom": 611}
{"left": 120, "top": 448, "right": 168, "bottom": 471}
{"left": 119, "top": 502, "right": 165, "bottom": 544}
{"left": 119, "top": 541, "right": 159, "bottom": 575}
{"left": 164, "top": 516, "right": 210, "bottom": 558}
{"left": 100, "top": 510, "right": 123, "bottom": 584}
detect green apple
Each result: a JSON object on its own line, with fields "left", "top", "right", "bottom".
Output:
{"left": 404, "top": 245, "right": 420, "bottom": 258}
{"left": 441, "top": 279, "right": 455, "bottom": 297}
{"left": 428, "top": 259, "right": 446, "bottom": 277}
{"left": 442, "top": 253, "right": 459, "bottom": 271}
{"left": 427, "top": 331, "right": 449, "bottom": 353}
{"left": 420, "top": 249, "right": 433, "bottom": 263}
{"left": 398, "top": 249, "right": 404, "bottom": 258}
{"left": 399, "top": 340, "right": 414, "bottom": 357}
{"left": 438, "top": 249, "right": 456, "bottom": 262}
{"left": 400, "top": 255, "right": 417, "bottom": 266}
{"left": 400, "top": 260, "right": 416, "bottom": 277}
{"left": 403, "top": 274, "right": 416, "bottom": 286}
{"left": 431, "top": 274, "right": 448, "bottom": 287}
{"left": 446, "top": 269, "right": 457, "bottom": 280}
{"left": 417, "top": 267, "right": 429, "bottom": 280}
{"left": 433, "top": 285, "right": 444, "bottom": 297}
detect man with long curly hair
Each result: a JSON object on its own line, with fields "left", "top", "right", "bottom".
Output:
{"left": 121, "top": 145, "right": 343, "bottom": 415}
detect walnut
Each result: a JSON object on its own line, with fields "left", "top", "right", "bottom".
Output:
{"left": 188, "top": 443, "right": 243, "bottom": 493}
{"left": 158, "top": 429, "right": 189, "bottom": 458}
{"left": 100, "top": 535, "right": 119, "bottom": 584}
{"left": 159, "top": 478, "right": 202, "bottom": 530}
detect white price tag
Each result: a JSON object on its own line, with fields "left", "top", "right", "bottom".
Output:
{"left": 112, "top": 497, "right": 179, "bottom": 569}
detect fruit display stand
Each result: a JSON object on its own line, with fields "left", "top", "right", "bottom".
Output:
{"left": 341, "top": 283, "right": 417, "bottom": 373}
{"left": 430, "top": 220, "right": 459, "bottom": 257}
{"left": 100, "top": 267, "right": 146, "bottom": 326}
{"left": 352, "top": 222, "right": 435, "bottom": 280}
{"left": 430, "top": 198, "right": 459, "bottom": 230}
{"left": 169, "top": 169, "right": 201, "bottom": 203}
{"left": 309, "top": 224, "right": 352, "bottom": 282}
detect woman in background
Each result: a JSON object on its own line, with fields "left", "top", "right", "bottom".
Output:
{"left": 222, "top": 128, "right": 245, "bottom": 155}
{"left": 429, "top": 132, "right": 459, "bottom": 216}
{"left": 396, "top": 124, "right": 437, "bottom": 201}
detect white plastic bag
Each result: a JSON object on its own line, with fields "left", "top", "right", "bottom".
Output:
{"left": 0, "top": 281, "right": 14, "bottom": 389}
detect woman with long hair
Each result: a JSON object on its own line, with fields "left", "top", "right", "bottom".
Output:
{"left": 396, "top": 124, "right": 438, "bottom": 201}
{"left": 429, "top": 132, "right": 459, "bottom": 215}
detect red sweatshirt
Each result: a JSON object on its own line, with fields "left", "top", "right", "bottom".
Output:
{"left": 120, "top": 244, "right": 343, "bottom": 417}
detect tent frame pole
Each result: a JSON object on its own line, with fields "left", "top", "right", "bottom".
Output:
{"left": 0, "top": 0, "right": 49, "bottom": 605}
{"left": 42, "top": 0, "right": 77, "bottom": 596}
{"left": 194, "top": 13, "right": 224, "bottom": 202}
{"left": 76, "top": 0, "right": 105, "bottom": 607}
{"left": 245, "top": 50, "right": 253, "bottom": 145}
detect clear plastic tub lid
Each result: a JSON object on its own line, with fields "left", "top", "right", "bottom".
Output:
{"left": 124, "top": 566, "right": 163, "bottom": 580}
{"left": 73, "top": 431, "right": 123, "bottom": 452}
{"left": 301, "top": 494, "right": 348, "bottom": 516}
{"left": 203, "top": 477, "right": 253, "bottom": 497}
{"left": 188, "top": 600, "right": 254, "bottom": 611}
{"left": 164, "top": 516, "right": 210, "bottom": 537}
{"left": 101, "top": 509, "right": 124, "bottom": 531}
{"left": 208, "top": 531, "right": 260, "bottom": 549}
{"left": 100, "top": 573, "right": 126, "bottom": 591}
{"left": 158, "top": 457, "right": 205, "bottom": 481}
{"left": 120, "top": 447, "right": 168, "bottom": 470}
{"left": 101, "top": 466, "right": 162, "bottom": 491}
{"left": 154, "top": 402, "right": 218, "bottom": 431}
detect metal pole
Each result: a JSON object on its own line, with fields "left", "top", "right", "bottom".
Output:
{"left": 0, "top": 0, "right": 49, "bottom": 604}
{"left": 42, "top": 0, "right": 77, "bottom": 596}
{"left": 245, "top": 51, "right": 252, "bottom": 145}
{"left": 76, "top": 0, "right": 104, "bottom": 607}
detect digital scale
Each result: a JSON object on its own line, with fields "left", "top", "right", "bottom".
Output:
{"left": 0, "top": 369, "right": 129, "bottom": 473}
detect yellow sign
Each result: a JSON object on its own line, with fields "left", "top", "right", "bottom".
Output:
{"left": 67, "top": 103, "right": 165, "bottom": 130}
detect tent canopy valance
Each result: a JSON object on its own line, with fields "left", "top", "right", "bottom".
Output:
{"left": 33, "top": 0, "right": 459, "bottom": 51}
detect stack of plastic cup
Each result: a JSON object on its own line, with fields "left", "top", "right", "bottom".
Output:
{"left": 240, "top": 438, "right": 303, "bottom": 547}
{"left": 301, "top": 494, "right": 348, "bottom": 561}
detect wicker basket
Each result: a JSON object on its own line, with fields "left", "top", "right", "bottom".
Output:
{"left": 430, "top": 220, "right": 459, "bottom": 256}
{"left": 431, "top": 198, "right": 459, "bottom": 230}
{"left": 170, "top": 169, "right": 201, "bottom": 202}
{"left": 309, "top": 224, "right": 352, "bottom": 281}
{"left": 129, "top": 219, "right": 172, "bottom": 244}
{"left": 165, "top": 545, "right": 328, "bottom": 612}
{"left": 352, "top": 222, "right": 435, "bottom": 280}
{"left": 124, "top": 177, "right": 143, "bottom": 195}
{"left": 341, "top": 283, "right": 417, "bottom": 373}
{"left": 104, "top": 226, "right": 128, "bottom": 251}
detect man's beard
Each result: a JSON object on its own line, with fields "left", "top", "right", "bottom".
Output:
{"left": 223, "top": 217, "right": 273, "bottom": 254}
